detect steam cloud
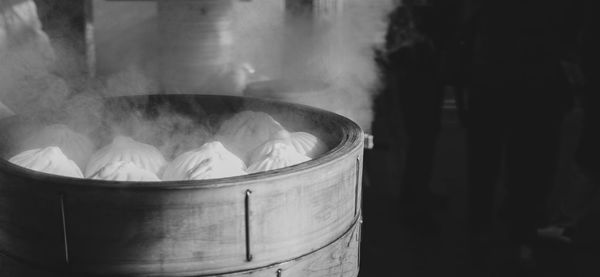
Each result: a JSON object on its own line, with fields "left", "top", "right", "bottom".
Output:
{"left": 1, "top": 0, "right": 395, "bottom": 159}
{"left": 233, "top": 0, "right": 394, "bottom": 131}
{"left": 1, "top": 0, "right": 60, "bottom": 116}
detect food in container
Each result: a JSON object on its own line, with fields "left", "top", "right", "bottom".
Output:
{"left": 22, "top": 124, "right": 94, "bottom": 169}
{"left": 8, "top": 146, "right": 83, "bottom": 178}
{"left": 247, "top": 139, "right": 310, "bottom": 173}
{"left": 272, "top": 130, "right": 327, "bottom": 159}
{"left": 162, "top": 141, "right": 247, "bottom": 181}
{"left": 90, "top": 161, "right": 160, "bottom": 182}
{"left": 85, "top": 135, "right": 166, "bottom": 178}
{"left": 216, "top": 111, "right": 285, "bottom": 162}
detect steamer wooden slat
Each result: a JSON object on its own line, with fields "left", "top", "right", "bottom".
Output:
{"left": 0, "top": 218, "right": 362, "bottom": 277}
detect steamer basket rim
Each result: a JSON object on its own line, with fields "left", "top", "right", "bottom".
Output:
{"left": 0, "top": 94, "right": 364, "bottom": 190}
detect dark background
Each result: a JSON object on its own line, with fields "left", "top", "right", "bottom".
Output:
{"left": 361, "top": 93, "right": 600, "bottom": 276}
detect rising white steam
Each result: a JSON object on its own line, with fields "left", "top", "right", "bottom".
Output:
{"left": 233, "top": 0, "right": 394, "bottom": 131}
{"left": 1, "top": 0, "right": 63, "bottom": 115}
{"left": 2, "top": 0, "right": 395, "bottom": 160}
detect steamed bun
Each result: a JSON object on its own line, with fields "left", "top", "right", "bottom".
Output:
{"left": 272, "top": 130, "right": 327, "bottom": 159}
{"left": 162, "top": 141, "right": 247, "bottom": 181}
{"left": 8, "top": 146, "right": 83, "bottom": 178}
{"left": 85, "top": 136, "right": 166, "bottom": 177}
{"left": 216, "top": 111, "right": 285, "bottom": 162}
{"left": 90, "top": 161, "right": 160, "bottom": 182}
{"left": 157, "top": 128, "right": 211, "bottom": 161}
{"left": 247, "top": 139, "right": 310, "bottom": 173}
{"left": 136, "top": 115, "right": 213, "bottom": 160}
{"left": 22, "top": 124, "right": 94, "bottom": 169}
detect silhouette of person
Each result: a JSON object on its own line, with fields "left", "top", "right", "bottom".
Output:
{"left": 460, "top": 0, "right": 573, "bottom": 260}
{"left": 572, "top": 0, "right": 600, "bottom": 213}
{"left": 538, "top": 0, "right": 598, "bottom": 242}
{"left": 381, "top": 0, "right": 460, "bottom": 232}
{"left": 461, "top": 0, "right": 581, "bottom": 262}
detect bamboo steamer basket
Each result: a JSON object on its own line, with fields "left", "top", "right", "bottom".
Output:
{"left": 0, "top": 94, "right": 363, "bottom": 276}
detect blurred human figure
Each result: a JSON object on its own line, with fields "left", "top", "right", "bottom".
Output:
{"left": 460, "top": 0, "right": 581, "bottom": 263}
{"left": 381, "top": 0, "right": 460, "bottom": 232}
{"left": 538, "top": 0, "right": 598, "bottom": 243}
{"left": 566, "top": 0, "right": 600, "bottom": 228}
{"left": 575, "top": 1, "right": 600, "bottom": 183}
